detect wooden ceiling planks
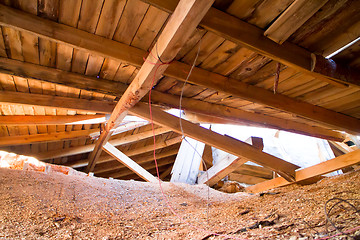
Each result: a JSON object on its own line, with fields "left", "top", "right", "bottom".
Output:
{"left": 0, "top": 0, "right": 359, "bottom": 181}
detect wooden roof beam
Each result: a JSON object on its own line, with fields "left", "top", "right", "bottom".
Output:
{"left": 32, "top": 127, "right": 171, "bottom": 160}
{"left": 94, "top": 148, "right": 178, "bottom": 175}
{"left": 104, "top": 156, "right": 176, "bottom": 179}
{"left": 86, "top": 0, "right": 214, "bottom": 172}
{"left": 0, "top": 57, "right": 350, "bottom": 139}
{"left": 0, "top": 128, "right": 99, "bottom": 147}
{"left": 142, "top": 0, "right": 360, "bottom": 87}
{"left": 131, "top": 102, "right": 300, "bottom": 182}
{"left": 0, "top": 6, "right": 358, "bottom": 133}
{"left": 102, "top": 142, "right": 158, "bottom": 182}
{"left": 67, "top": 136, "right": 182, "bottom": 168}
{"left": 0, "top": 115, "right": 106, "bottom": 125}
{"left": 246, "top": 149, "right": 360, "bottom": 193}
{"left": 264, "top": 0, "right": 329, "bottom": 44}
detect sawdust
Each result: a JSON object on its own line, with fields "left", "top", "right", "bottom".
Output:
{"left": 0, "top": 167, "right": 359, "bottom": 239}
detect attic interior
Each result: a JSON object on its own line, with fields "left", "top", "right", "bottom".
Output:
{"left": 0, "top": 0, "right": 359, "bottom": 239}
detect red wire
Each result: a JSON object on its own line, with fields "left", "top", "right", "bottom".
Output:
{"left": 147, "top": 58, "right": 246, "bottom": 240}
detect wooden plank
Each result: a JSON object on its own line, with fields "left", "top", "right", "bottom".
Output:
{"left": 34, "top": 127, "right": 171, "bottom": 160}
{"left": 198, "top": 156, "right": 247, "bottom": 186}
{"left": 246, "top": 149, "right": 360, "bottom": 193}
{"left": 170, "top": 137, "right": 205, "bottom": 184}
{"left": 0, "top": 91, "right": 116, "bottom": 113}
{"left": 67, "top": 136, "right": 182, "bottom": 168}
{"left": 0, "top": 6, "right": 359, "bottom": 133}
{"left": 264, "top": 0, "right": 329, "bottom": 44}
{"left": 94, "top": 148, "right": 178, "bottom": 174}
{"left": 0, "top": 57, "right": 355, "bottom": 138}
{"left": 141, "top": 0, "right": 360, "bottom": 87}
{"left": 0, "top": 115, "right": 106, "bottom": 125}
{"left": 0, "top": 128, "right": 99, "bottom": 146}
{"left": 86, "top": 0, "right": 214, "bottom": 172}
{"left": 130, "top": 102, "right": 299, "bottom": 181}
{"left": 102, "top": 142, "right": 158, "bottom": 182}
{"left": 160, "top": 165, "right": 173, "bottom": 180}
{"left": 198, "top": 136, "right": 263, "bottom": 186}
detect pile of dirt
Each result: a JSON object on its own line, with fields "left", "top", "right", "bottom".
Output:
{"left": 0, "top": 166, "right": 359, "bottom": 239}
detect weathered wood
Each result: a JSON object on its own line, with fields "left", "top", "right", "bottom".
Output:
{"left": 34, "top": 127, "right": 171, "bottom": 160}
{"left": 0, "top": 115, "right": 106, "bottom": 125}
{"left": 67, "top": 136, "right": 182, "bottom": 168}
{"left": 246, "top": 149, "right": 360, "bottom": 193}
{"left": 198, "top": 136, "right": 263, "bottom": 186}
{"left": 160, "top": 165, "right": 173, "bottom": 180}
{"left": 228, "top": 173, "right": 268, "bottom": 185}
{"left": 94, "top": 148, "right": 178, "bottom": 174}
{"left": 131, "top": 102, "right": 299, "bottom": 181}
{"left": 157, "top": 93, "right": 346, "bottom": 142}
{"left": 86, "top": 0, "right": 214, "bottom": 172}
{"left": 0, "top": 56, "right": 349, "bottom": 139}
{"left": 0, "top": 91, "right": 116, "bottom": 113}
{"left": 0, "top": 6, "right": 359, "bottom": 132}
{"left": 0, "top": 128, "right": 99, "bottom": 146}
{"left": 142, "top": 0, "right": 360, "bottom": 87}
{"left": 102, "top": 142, "right": 158, "bottom": 182}
{"left": 264, "top": 0, "right": 329, "bottom": 44}
{"left": 170, "top": 137, "right": 205, "bottom": 184}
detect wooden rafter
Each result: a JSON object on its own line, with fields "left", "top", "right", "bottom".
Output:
{"left": 102, "top": 142, "right": 158, "bottom": 182}
{"left": 86, "top": 0, "right": 215, "bottom": 172}
{"left": 94, "top": 149, "right": 178, "bottom": 175}
{"left": 0, "top": 128, "right": 99, "bottom": 146}
{"left": 130, "top": 102, "right": 300, "bottom": 181}
{"left": 33, "top": 127, "right": 171, "bottom": 160}
{"left": 264, "top": 0, "right": 329, "bottom": 44}
{"left": 0, "top": 115, "right": 106, "bottom": 125}
{"left": 0, "top": 57, "right": 352, "bottom": 139}
{"left": 246, "top": 149, "right": 360, "bottom": 193}
{"left": 141, "top": 0, "right": 360, "bottom": 87}
{"left": 67, "top": 136, "right": 182, "bottom": 168}
{"left": 0, "top": 7, "right": 359, "bottom": 133}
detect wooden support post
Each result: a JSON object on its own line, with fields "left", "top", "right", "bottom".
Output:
{"left": 131, "top": 102, "right": 299, "bottom": 181}
{"left": 102, "top": 142, "right": 158, "bottom": 182}
{"left": 86, "top": 0, "right": 215, "bottom": 172}
{"left": 246, "top": 149, "right": 360, "bottom": 193}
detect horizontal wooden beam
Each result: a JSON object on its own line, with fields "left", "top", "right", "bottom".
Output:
{"left": 0, "top": 128, "right": 99, "bottom": 146}
{"left": 102, "top": 142, "right": 158, "bottom": 182}
{"left": 94, "top": 148, "right": 178, "bottom": 174}
{"left": 246, "top": 149, "right": 360, "bottom": 193}
{"left": 67, "top": 136, "right": 182, "bottom": 168}
{"left": 0, "top": 56, "right": 348, "bottom": 140}
{"left": 142, "top": 0, "right": 360, "bottom": 87}
{"left": 0, "top": 115, "right": 106, "bottom": 125}
{"left": 235, "top": 164, "right": 273, "bottom": 179}
{"left": 0, "top": 90, "right": 116, "bottom": 113}
{"left": 0, "top": 5, "right": 358, "bottom": 133}
{"left": 34, "top": 127, "right": 171, "bottom": 160}
{"left": 154, "top": 92, "right": 346, "bottom": 142}
{"left": 131, "top": 102, "right": 300, "bottom": 181}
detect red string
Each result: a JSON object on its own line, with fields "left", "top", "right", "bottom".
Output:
{"left": 147, "top": 58, "right": 246, "bottom": 240}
